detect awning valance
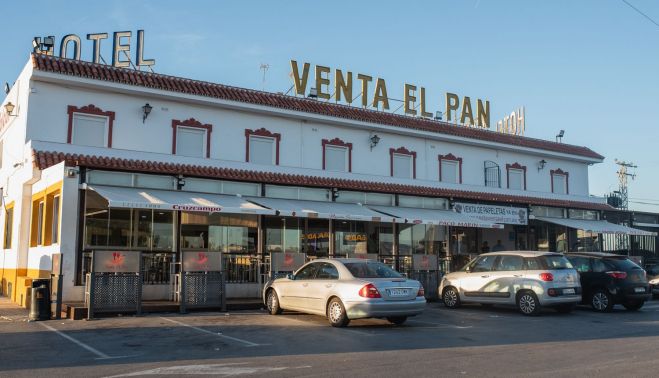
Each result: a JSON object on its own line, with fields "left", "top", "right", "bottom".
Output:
{"left": 88, "top": 185, "right": 275, "bottom": 215}
{"left": 368, "top": 206, "right": 503, "bottom": 229}
{"left": 535, "top": 217, "right": 657, "bottom": 236}
{"left": 245, "top": 197, "right": 396, "bottom": 222}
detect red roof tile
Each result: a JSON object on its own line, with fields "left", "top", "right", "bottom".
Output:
{"left": 31, "top": 54, "right": 604, "bottom": 160}
{"left": 33, "top": 149, "right": 612, "bottom": 211}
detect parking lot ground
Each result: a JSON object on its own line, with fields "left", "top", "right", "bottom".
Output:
{"left": 1, "top": 300, "right": 659, "bottom": 377}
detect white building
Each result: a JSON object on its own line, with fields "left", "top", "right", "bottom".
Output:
{"left": 1, "top": 53, "right": 649, "bottom": 310}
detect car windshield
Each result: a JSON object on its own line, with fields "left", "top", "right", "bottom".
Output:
{"left": 539, "top": 255, "right": 574, "bottom": 270}
{"left": 606, "top": 257, "right": 642, "bottom": 271}
{"left": 344, "top": 262, "right": 402, "bottom": 278}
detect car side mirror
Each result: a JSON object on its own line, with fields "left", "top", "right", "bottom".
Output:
{"left": 286, "top": 273, "right": 295, "bottom": 280}
{"left": 465, "top": 266, "right": 471, "bottom": 273}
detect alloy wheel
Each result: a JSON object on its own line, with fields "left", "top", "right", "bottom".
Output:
{"left": 592, "top": 292, "right": 609, "bottom": 311}
{"left": 267, "top": 291, "right": 276, "bottom": 311}
{"left": 329, "top": 302, "right": 343, "bottom": 323}
{"left": 519, "top": 294, "right": 536, "bottom": 314}
{"left": 444, "top": 289, "right": 458, "bottom": 307}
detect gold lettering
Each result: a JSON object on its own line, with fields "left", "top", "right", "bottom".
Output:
{"left": 373, "top": 78, "right": 389, "bottom": 110}
{"left": 516, "top": 107, "right": 525, "bottom": 135}
{"left": 290, "top": 60, "right": 311, "bottom": 96}
{"left": 445, "top": 92, "right": 460, "bottom": 123}
{"left": 335, "top": 69, "right": 353, "bottom": 103}
{"left": 87, "top": 33, "right": 108, "bottom": 64}
{"left": 315, "top": 65, "right": 331, "bottom": 100}
{"left": 420, "top": 87, "right": 432, "bottom": 118}
{"left": 460, "top": 96, "right": 474, "bottom": 126}
{"left": 136, "top": 30, "right": 155, "bottom": 67}
{"left": 509, "top": 111, "right": 517, "bottom": 134}
{"left": 404, "top": 84, "right": 417, "bottom": 115}
{"left": 112, "top": 31, "right": 131, "bottom": 68}
{"left": 357, "top": 74, "right": 372, "bottom": 108}
{"left": 477, "top": 99, "right": 490, "bottom": 128}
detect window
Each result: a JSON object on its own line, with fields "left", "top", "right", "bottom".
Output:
{"left": 3, "top": 205, "right": 13, "bottom": 249}
{"left": 316, "top": 263, "right": 339, "bottom": 280}
{"left": 295, "top": 263, "right": 320, "bottom": 280}
{"left": 36, "top": 201, "right": 44, "bottom": 245}
{"left": 172, "top": 118, "right": 212, "bottom": 158}
{"left": 439, "top": 154, "right": 462, "bottom": 184}
{"left": 176, "top": 127, "right": 206, "bottom": 158}
{"left": 506, "top": 163, "right": 526, "bottom": 190}
{"left": 335, "top": 191, "right": 395, "bottom": 206}
{"left": 567, "top": 256, "right": 591, "bottom": 273}
{"left": 265, "top": 185, "right": 330, "bottom": 201}
{"left": 322, "top": 138, "right": 352, "bottom": 172}
{"left": 398, "top": 196, "right": 448, "bottom": 210}
{"left": 390, "top": 147, "right": 416, "bottom": 179}
{"left": 51, "top": 195, "right": 60, "bottom": 244}
{"left": 71, "top": 114, "right": 108, "bottom": 147}
{"left": 468, "top": 255, "right": 497, "bottom": 272}
{"left": 551, "top": 169, "right": 569, "bottom": 194}
{"left": 494, "top": 255, "right": 524, "bottom": 271}
{"left": 245, "top": 128, "right": 280, "bottom": 165}
{"left": 67, "top": 104, "right": 115, "bottom": 147}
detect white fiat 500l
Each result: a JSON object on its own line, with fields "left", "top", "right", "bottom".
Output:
{"left": 263, "top": 259, "right": 426, "bottom": 327}
{"left": 439, "top": 251, "right": 581, "bottom": 315}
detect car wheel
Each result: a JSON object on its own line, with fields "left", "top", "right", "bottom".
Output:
{"left": 554, "top": 303, "right": 576, "bottom": 314}
{"left": 266, "top": 289, "right": 282, "bottom": 315}
{"left": 327, "top": 298, "right": 350, "bottom": 327}
{"left": 442, "top": 287, "right": 461, "bottom": 309}
{"left": 622, "top": 300, "right": 645, "bottom": 311}
{"left": 386, "top": 316, "right": 408, "bottom": 325}
{"left": 590, "top": 289, "right": 614, "bottom": 312}
{"left": 517, "top": 291, "right": 541, "bottom": 316}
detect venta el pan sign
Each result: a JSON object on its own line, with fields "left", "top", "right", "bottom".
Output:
{"left": 290, "top": 60, "right": 526, "bottom": 136}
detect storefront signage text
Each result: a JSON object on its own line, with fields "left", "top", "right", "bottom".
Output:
{"left": 290, "top": 60, "right": 491, "bottom": 129}
{"left": 496, "top": 107, "right": 525, "bottom": 136}
{"left": 454, "top": 203, "right": 528, "bottom": 225}
{"left": 32, "top": 30, "right": 155, "bottom": 68}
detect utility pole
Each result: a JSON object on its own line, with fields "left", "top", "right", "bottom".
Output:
{"left": 614, "top": 159, "right": 637, "bottom": 210}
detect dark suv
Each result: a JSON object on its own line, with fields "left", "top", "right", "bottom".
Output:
{"left": 566, "top": 253, "right": 650, "bottom": 312}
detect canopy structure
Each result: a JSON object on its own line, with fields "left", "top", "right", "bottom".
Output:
{"left": 535, "top": 217, "right": 657, "bottom": 236}
{"left": 245, "top": 197, "right": 397, "bottom": 222}
{"left": 87, "top": 185, "right": 275, "bottom": 215}
{"left": 368, "top": 206, "right": 503, "bottom": 229}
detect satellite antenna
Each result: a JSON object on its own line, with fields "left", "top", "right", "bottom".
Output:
{"left": 4, "top": 83, "right": 10, "bottom": 94}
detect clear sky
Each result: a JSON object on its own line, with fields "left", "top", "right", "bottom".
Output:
{"left": 3, "top": 0, "right": 658, "bottom": 211}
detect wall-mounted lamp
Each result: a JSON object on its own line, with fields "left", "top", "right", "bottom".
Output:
{"left": 537, "top": 159, "right": 547, "bottom": 171}
{"left": 369, "top": 134, "right": 381, "bottom": 150}
{"left": 555, "top": 129, "right": 565, "bottom": 143}
{"left": 4, "top": 102, "right": 16, "bottom": 116}
{"left": 142, "top": 103, "right": 153, "bottom": 123}
{"left": 176, "top": 175, "right": 186, "bottom": 189}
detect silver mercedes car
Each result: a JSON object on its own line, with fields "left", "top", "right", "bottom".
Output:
{"left": 263, "top": 258, "right": 426, "bottom": 327}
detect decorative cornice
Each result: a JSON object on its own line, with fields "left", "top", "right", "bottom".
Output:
{"left": 390, "top": 146, "right": 417, "bottom": 157}
{"left": 322, "top": 137, "right": 352, "bottom": 148}
{"left": 245, "top": 127, "right": 281, "bottom": 140}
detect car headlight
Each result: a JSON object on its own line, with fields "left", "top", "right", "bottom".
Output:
{"left": 649, "top": 278, "right": 659, "bottom": 285}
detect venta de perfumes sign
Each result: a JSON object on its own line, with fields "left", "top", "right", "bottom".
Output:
{"left": 32, "top": 30, "right": 155, "bottom": 69}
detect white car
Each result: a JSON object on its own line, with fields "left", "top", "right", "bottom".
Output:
{"left": 439, "top": 251, "right": 581, "bottom": 315}
{"left": 264, "top": 259, "right": 426, "bottom": 327}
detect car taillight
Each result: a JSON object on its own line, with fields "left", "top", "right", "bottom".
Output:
{"left": 417, "top": 286, "right": 425, "bottom": 297}
{"left": 539, "top": 272, "right": 554, "bottom": 282}
{"left": 606, "top": 271, "right": 627, "bottom": 279}
{"left": 359, "top": 283, "right": 381, "bottom": 298}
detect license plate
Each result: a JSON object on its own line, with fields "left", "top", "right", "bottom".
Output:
{"left": 388, "top": 289, "right": 409, "bottom": 297}
{"left": 634, "top": 287, "right": 645, "bottom": 293}
{"left": 563, "top": 288, "right": 576, "bottom": 295}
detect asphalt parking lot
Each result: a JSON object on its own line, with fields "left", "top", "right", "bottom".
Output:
{"left": 2, "top": 300, "right": 659, "bottom": 377}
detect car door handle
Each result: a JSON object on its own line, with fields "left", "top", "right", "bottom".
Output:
{"left": 481, "top": 275, "right": 490, "bottom": 278}
{"left": 514, "top": 274, "right": 523, "bottom": 277}
{"left": 325, "top": 284, "right": 333, "bottom": 288}
{"left": 302, "top": 283, "right": 309, "bottom": 287}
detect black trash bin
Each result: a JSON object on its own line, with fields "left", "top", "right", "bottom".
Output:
{"left": 29, "top": 279, "right": 50, "bottom": 321}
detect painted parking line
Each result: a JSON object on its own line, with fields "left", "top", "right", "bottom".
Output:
{"left": 159, "top": 316, "right": 261, "bottom": 347}
{"left": 105, "top": 363, "right": 313, "bottom": 378}
{"left": 39, "top": 322, "right": 130, "bottom": 360}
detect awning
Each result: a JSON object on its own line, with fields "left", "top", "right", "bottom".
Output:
{"left": 88, "top": 185, "right": 275, "bottom": 215}
{"left": 368, "top": 206, "right": 503, "bottom": 229}
{"left": 535, "top": 217, "right": 657, "bottom": 236}
{"left": 245, "top": 197, "right": 396, "bottom": 222}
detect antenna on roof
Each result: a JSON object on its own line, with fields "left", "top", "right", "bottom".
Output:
{"left": 260, "top": 63, "right": 270, "bottom": 91}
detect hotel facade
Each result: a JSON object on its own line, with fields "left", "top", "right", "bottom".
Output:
{"left": 0, "top": 53, "right": 652, "bottom": 308}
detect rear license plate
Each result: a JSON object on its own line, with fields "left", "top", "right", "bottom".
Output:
{"left": 634, "top": 287, "right": 646, "bottom": 293}
{"left": 388, "top": 289, "right": 409, "bottom": 297}
{"left": 563, "top": 288, "right": 576, "bottom": 295}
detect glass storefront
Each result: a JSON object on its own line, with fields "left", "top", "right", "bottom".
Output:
{"left": 333, "top": 221, "right": 393, "bottom": 257}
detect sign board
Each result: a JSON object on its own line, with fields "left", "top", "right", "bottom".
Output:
{"left": 412, "top": 254, "right": 439, "bottom": 271}
{"left": 51, "top": 253, "right": 63, "bottom": 275}
{"left": 346, "top": 253, "right": 378, "bottom": 261}
{"left": 454, "top": 203, "right": 528, "bottom": 225}
{"left": 270, "top": 253, "right": 306, "bottom": 272}
{"left": 182, "top": 251, "right": 222, "bottom": 272}
{"left": 94, "top": 250, "right": 140, "bottom": 273}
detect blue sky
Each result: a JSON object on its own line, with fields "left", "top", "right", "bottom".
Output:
{"left": 3, "top": 0, "right": 659, "bottom": 211}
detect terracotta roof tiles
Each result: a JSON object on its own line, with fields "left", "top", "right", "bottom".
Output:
{"left": 33, "top": 149, "right": 612, "bottom": 211}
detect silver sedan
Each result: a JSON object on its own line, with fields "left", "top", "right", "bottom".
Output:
{"left": 263, "top": 258, "right": 426, "bottom": 327}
